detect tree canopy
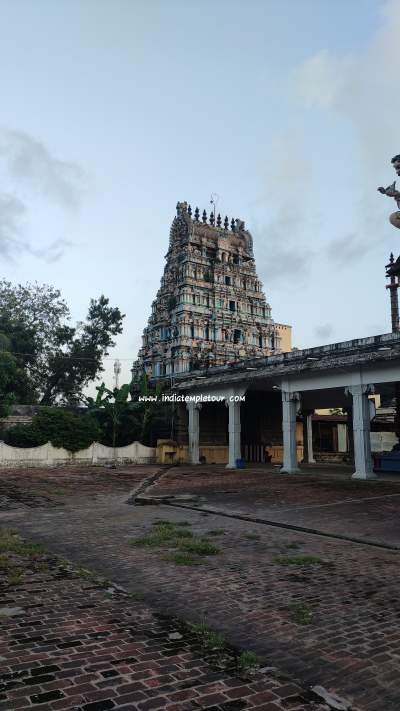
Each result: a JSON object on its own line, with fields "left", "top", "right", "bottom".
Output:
{"left": 0, "top": 280, "right": 124, "bottom": 406}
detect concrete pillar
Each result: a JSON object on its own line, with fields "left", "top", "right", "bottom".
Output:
{"left": 306, "top": 413, "right": 316, "bottom": 463}
{"left": 302, "top": 410, "right": 315, "bottom": 464}
{"left": 226, "top": 399, "right": 241, "bottom": 468}
{"left": 281, "top": 391, "right": 301, "bottom": 474}
{"left": 346, "top": 385, "right": 377, "bottom": 480}
{"left": 187, "top": 402, "right": 201, "bottom": 465}
{"left": 337, "top": 423, "right": 348, "bottom": 453}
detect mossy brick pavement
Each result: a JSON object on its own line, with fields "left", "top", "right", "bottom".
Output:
{"left": 1, "top": 463, "right": 400, "bottom": 710}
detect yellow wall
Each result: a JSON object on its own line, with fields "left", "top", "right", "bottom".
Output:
{"left": 157, "top": 440, "right": 304, "bottom": 466}
{"left": 276, "top": 323, "right": 292, "bottom": 353}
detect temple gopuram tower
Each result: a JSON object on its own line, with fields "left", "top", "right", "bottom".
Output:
{"left": 133, "top": 201, "right": 291, "bottom": 378}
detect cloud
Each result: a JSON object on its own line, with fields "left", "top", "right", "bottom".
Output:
{"left": 0, "top": 193, "right": 28, "bottom": 259}
{"left": 326, "top": 191, "right": 393, "bottom": 266}
{"left": 0, "top": 192, "right": 74, "bottom": 263}
{"left": 29, "top": 238, "right": 74, "bottom": 264}
{"left": 326, "top": 232, "right": 366, "bottom": 266}
{"left": 295, "top": 0, "right": 400, "bottom": 179}
{"left": 0, "top": 129, "right": 84, "bottom": 262}
{"left": 314, "top": 323, "right": 333, "bottom": 339}
{"left": 293, "top": 1, "right": 400, "bottom": 269}
{"left": 253, "top": 133, "right": 314, "bottom": 284}
{"left": 254, "top": 212, "right": 313, "bottom": 285}
{"left": 0, "top": 129, "right": 85, "bottom": 209}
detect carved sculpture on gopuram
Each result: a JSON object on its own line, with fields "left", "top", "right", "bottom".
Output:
{"left": 379, "top": 154, "right": 400, "bottom": 280}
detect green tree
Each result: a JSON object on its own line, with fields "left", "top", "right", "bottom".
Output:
{"left": 0, "top": 315, "right": 38, "bottom": 412}
{"left": 86, "top": 383, "right": 141, "bottom": 456}
{"left": 0, "top": 280, "right": 124, "bottom": 405}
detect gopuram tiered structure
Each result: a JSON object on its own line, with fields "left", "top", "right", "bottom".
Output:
{"left": 133, "top": 201, "right": 291, "bottom": 378}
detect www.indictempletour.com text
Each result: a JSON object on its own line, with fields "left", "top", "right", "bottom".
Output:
{"left": 137, "top": 394, "right": 246, "bottom": 403}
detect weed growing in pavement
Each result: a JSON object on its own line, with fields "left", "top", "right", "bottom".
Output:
{"left": 190, "top": 619, "right": 209, "bottom": 636}
{"left": 190, "top": 620, "right": 226, "bottom": 651}
{"left": 131, "top": 523, "right": 178, "bottom": 547}
{"left": 238, "top": 650, "right": 260, "bottom": 674}
{"left": 0, "top": 554, "right": 10, "bottom": 570}
{"left": 0, "top": 529, "right": 46, "bottom": 560}
{"left": 74, "top": 566, "right": 94, "bottom": 579}
{"left": 244, "top": 533, "right": 260, "bottom": 540}
{"left": 273, "top": 554, "right": 322, "bottom": 566}
{"left": 174, "top": 528, "right": 194, "bottom": 539}
{"left": 7, "top": 569, "right": 23, "bottom": 586}
{"left": 285, "top": 542, "right": 301, "bottom": 550}
{"left": 166, "top": 551, "right": 204, "bottom": 566}
{"left": 0, "top": 529, "right": 21, "bottom": 553}
{"left": 178, "top": 540, "right": 219, "bottom": 556}
{"left": 130, "top": 521, "right": 220, "bottom": 565}
{"left": 289, "top": 601, "right": 314, "bottom": 625}
{"left": 207, "top": 529, "right": 225, "bottom": 536}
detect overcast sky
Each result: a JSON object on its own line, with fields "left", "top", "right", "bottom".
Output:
{"left": 1, "top": 0, "right": 399, "bottom": 389}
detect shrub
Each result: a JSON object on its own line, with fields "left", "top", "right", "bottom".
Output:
{"left": 5, "top": 408, "right": 101, "bottom": 452}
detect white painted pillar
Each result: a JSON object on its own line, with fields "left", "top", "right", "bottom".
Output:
{"left": 281, "top": 391, "right": 301, "bottom": 474}
{"left": 306, "top": 413, "right": 316, "bottom": 464}
{"left": 346, "top": 385, "right": 376, "bottom": 480}
{"left": 187, "top": 402, "right": 201, "bottom": 465}
{"left": 226, "top": 399, "right": 241, "bottom": 468}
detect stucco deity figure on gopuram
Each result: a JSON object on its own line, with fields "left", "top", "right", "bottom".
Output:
{"left": 378, "top": 153, "right": 400, "bottom": 231}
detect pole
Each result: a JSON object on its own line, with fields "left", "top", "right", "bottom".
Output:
{"left": 386, "top": 253, "right": 400, "bottom": 332}
{"left": 385, "top": 254, "right": 400, "bottom": 440}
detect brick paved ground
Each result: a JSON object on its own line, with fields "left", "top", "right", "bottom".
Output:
{"left": 0, "top": 528, "right": 321, "bottom": 711}
{"left": 1, "top": 464, "right": 400, "bottom": 710}
{"left": 147, "top": 464, "right": 400, "bottom": 546}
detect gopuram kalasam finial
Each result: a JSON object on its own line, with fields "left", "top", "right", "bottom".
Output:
{"left": 378, "top": 154, "right": 400, "bottom": 230}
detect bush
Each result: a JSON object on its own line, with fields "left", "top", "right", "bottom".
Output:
{"left": 5, "top": 408, "right": 101, "bottom": 452}
{"left": 92, "top": 409, "right": 142, "bottom": 447}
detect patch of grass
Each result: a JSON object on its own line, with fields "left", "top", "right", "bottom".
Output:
{"left": 166, "top": 551, "right": 204, "bottom": 566}
{"left": 0, "top": 529, "right": 20, "bottom": 553}
{"left": 175, "top": 521, "right": 191, "bottom": 527}
{"left": 273, "top": 554, "right": 322, "bottom": 566}
{"left": 244, "top": 533, "right": 260, "bottom": 540}
{"left": 174, "top": 529, "right": 193, "bottom": 539}
{"left": 132, "top": 522, "right": 220, "bottom": 563}
{"left": 131, "top": 523, "right": 178, "bottom": 547}
{"left": 75, "top": 566, "right": 96, "bottom": 579}
{"left": 52, "top": 488, "right": 67, "bottom": 496}
{"left": 23, "top": 543, "right": 46, "bottom": 556}
{"left": 285, "top": 542, "right": 301, "bottom": 550}
{"left": 190, "top": 621, "right": 226, "bottom": 650}
{"left": 0, "top": 530, "right": 45, "bottom": 557}
{"left": 190, "top": 619, "right": 209, "bottom": 636}
{"left": 7, "top": 569, "right": 23, "bottom": 586}
{"left": 238, "top": 650, "right": 260, "bottom": 674}
{"left": 178, "top": 540, "right": 219, "bottom": 556}
{"left": 207, "top": 529, "right": 225, "bottom": 536}
{"left": 204, "top": 630, "right": 225, "bottom": 650}
{"left": 0, "top": 554, "right": 10, "bottom": 570}
{"left": 289, "top": 602, "right": 314, "bottom": 625}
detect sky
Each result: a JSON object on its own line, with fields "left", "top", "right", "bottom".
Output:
{"left": 0, "top": 0, "right": 399, "bottom": 390}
